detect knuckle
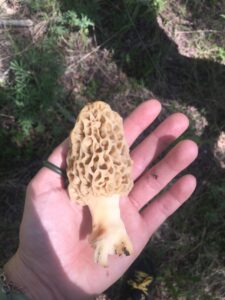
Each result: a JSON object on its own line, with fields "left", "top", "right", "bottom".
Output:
{"left": 158, "top": 199, "right": 171, "bottom": 218}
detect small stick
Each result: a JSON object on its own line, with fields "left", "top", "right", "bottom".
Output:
{"left": 0, "top": 19, "right": 34, "bottom": 27}
{"left": 176, "top": 29, "right": 222, "bottom": 34}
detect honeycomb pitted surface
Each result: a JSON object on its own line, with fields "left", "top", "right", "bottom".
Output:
{"left": 66, "top": 101, "right": 133, "bottom": 205}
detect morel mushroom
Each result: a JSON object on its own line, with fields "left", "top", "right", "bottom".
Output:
{"left": 66, "top": 101, "right": 133, "bottom": 267}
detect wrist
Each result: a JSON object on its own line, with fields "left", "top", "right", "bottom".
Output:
{"left": 4, "top": 252, "right": 96, "bottom": 300}
{"left": 4, "top": 252, "right": 58, "bottom": 300}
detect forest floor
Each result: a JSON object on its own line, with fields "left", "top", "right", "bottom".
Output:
{"left": 1, "top": 0, "right": 225, "bottom": 299}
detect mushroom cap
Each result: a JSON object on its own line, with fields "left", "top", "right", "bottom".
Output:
{"left": 66, "top": 101, "right": 133, "bottom": 205}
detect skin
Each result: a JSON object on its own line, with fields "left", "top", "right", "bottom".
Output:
{"left": 4, "top": 100, "right": 198, "bottom": 300}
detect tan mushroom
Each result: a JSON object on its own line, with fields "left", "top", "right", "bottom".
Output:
{"left": 66, "top": 101, "right": 133, "bottom": 267}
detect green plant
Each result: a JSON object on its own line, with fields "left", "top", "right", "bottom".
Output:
{"left": 63, "top": 10, "right": 94, "bottom": 34}
{"left": 0, "top": 3, "right": 96, "bottom": 168}
{"left": 49, "top": 10, "right": 94, "bottom": 39}
{"left": 10, "top": 60, "right": 32, "bottom": 110}
{"left": 216, "top": 46, "right": 225, "bottom": 62}
{"left": 23, "top": 0, "right": 59, "bottom": 14}
{"left": 3, "top": 38, "right": 65, "bottom": 146}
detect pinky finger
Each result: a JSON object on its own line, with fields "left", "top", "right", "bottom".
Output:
{"left": 141, "top": 175, "right": 197, "bottom": 236}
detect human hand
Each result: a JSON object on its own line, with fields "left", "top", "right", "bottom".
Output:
{"left": 4, "top": 100, "right": 198, "bottom": 300}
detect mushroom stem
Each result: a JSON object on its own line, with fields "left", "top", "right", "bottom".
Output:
{"left": 88, "top": 195, "right": 133, "bottom": 267}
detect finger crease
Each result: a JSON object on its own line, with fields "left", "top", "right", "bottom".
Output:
{"left": 164, "top": 156, "right": 180, "bottom": 173}
{"left": 169, "top": 187, "right": 183, "bottom": 206}
{"left": 129, "top": 194, "right": 141, "bottom": 211}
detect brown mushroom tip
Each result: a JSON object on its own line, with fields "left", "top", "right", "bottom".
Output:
{"left": 66, "top": 100, "right": 133, "bottom": 205}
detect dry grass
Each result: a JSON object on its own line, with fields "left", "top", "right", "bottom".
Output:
{"left": 159, "top": 0, "right": 225, "bottom": 63}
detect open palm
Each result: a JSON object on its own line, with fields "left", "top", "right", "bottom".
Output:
{"left": 5, "top": 100, "right": 198, "bottom": 300}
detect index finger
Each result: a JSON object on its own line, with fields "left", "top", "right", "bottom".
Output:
{"left": 124, "top": 99, "right": 161, "bottom": 146}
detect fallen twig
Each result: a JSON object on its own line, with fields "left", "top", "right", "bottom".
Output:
{"left": 176, "top": 29, "right": 223, "bottom": 34}
{"left": 0, "top": 19, "right": 34, "bottom": 27}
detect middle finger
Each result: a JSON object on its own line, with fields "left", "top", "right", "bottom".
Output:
{"left": 131, "top": 113, "right": 189, "bottom": 180}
